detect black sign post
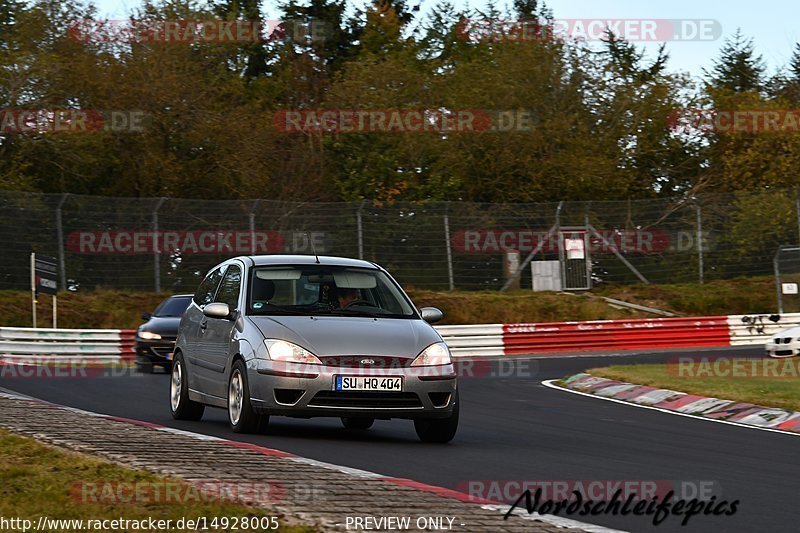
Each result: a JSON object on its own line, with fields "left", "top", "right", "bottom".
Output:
{"left": 31, "top": 253, "right": 59, "bottom": 328}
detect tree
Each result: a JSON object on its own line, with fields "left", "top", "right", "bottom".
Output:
{"left": 707, "top": 29, "right": 765, "bottom": 93}
{"left": 213, "top": 0, "right": 269, "bottom": 78}
{"left": 769, "top": 42, "right": 800, "bottom": 105}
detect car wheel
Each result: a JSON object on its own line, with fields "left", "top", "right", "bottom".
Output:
{"left": 228, "top": 359, "right": 267, "bottom": 433}
{"left": 136, "top": 361, "right": 154, "bottom": 374}
{"left": 170, "top": 353, "right": 204, "bottom": 420}
{"left": 341, "top": 417, "right": 374, "bottom": 430}
{"left": 414, "top": 390, "right": 459, "bottom": 443}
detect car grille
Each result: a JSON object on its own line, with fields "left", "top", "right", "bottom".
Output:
{"left": 150, "top": 346, "right": 174, "bottom": 358}
{"left": 774, "top": 349, "right": 794, "bottom": 356}
{"left": 308, "top": 391, "right": 423, "bottom": 409}
{"left": 317, "top": 356, "right": 413, "bottom": 369}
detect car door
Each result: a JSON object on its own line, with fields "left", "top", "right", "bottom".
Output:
{"left": 183, "top": 265, "right": 225, "bottom": 394}
{"left": 198, "top": 263, "right": 243, "bottom": 399}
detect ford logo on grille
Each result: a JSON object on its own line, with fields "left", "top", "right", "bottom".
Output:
{"left": 360, "top": 358, "right": 375, "bottom": 365}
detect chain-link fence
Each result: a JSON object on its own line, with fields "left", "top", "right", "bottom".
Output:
{"left": 2, "top": 189, "right": 799, "bottom": 293}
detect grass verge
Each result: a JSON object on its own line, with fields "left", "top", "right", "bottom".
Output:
{"left": 0, "top": 428, "right": 310, "bottom": 532}
{"left": 588, "top": 362, "right": 800, "bottom": 412}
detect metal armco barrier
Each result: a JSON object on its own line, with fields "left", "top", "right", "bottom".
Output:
{"left": 728, "top": 313, "right": 800, "bottom": 346}
{"left": 434, "top": 325, "right": 505, "bottom": 358}
{"left": 438, "top": 313, "right": 800, "bottom": 357}
{"left": 2, "top": 314, "right": 799, "bottom": 363}
{"left": 502, "top": 316, "right": 732, "bottom": 354}
{"left": 0, "top": 327, "right": 135, "bottom": 364}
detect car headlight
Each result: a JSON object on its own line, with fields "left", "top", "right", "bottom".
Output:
{"left": 264, "top": 339, "right": 322, "bottom": 365}
{"left": 138, "top": 331, "right": 162, "bottom": 340}
{"left": 411, "top": 342, "right": 452, "bottom": 366}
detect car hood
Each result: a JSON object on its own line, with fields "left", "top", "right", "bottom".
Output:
{"left": 248, "top": 316, "right": 441, "bottom": 358}
{"left": 139, "top": 317, "right": 182, "bottom": 336}
{"left": 772, "top": 326, "right": 800, "bottom": 340}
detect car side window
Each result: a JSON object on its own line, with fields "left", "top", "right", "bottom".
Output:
{"left": 193, "top": 267, "right": 225, "bottom": 307}
{"left": 215, "top": 265, "right": 242, "bottom": 310}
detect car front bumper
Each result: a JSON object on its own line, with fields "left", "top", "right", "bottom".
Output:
{"left": 766, "top": 342, "right": 799, "bottom": 358}
{"left": 135, "top": 338, "right": 177, "bottom": 365}
{"left": 246, "top": 359, "right": 457, "bottom": 420}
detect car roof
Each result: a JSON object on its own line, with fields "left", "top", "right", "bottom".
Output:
{"left": 167, "top": 294, "right": 193, "bottom": 298}
{"left": 243, "top": 255, "right": 379, "bottom": 269}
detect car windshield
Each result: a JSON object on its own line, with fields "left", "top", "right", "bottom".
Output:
{"left": 248, "top": 265, "right": 417, "bottom": 319}
{"left": 152, "top": 296, "right": 192, "bottom": 317}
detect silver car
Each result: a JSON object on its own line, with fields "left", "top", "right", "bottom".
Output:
{"left": 169, "top": 255, "right": 459, "bottom": 443}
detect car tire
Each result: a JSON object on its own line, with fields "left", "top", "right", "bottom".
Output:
{"left": 414, "top": 390, "right": 459, "bottom": 443}
{"left": 136, "top": 361, "right": 154, "bottom": 374}
{"left": 228, "top": 359, "right": 267, "bottom": 433}
{"left": 170, "top": 353, "right": 204, "bottom": 420}
{"left": 341, "top": 417, "right": 375, "bottom": 430}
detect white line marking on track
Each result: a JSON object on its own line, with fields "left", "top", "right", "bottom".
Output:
{"left": 154, "top": 426, "right": 225, "bottom": 441}
{"left": 542, "top": 379, "right": 800, "bottom": 438}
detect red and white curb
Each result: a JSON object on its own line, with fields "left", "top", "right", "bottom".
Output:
{"left": 544, "top": 374, "right": 800, "bottom": 437}
{"left": 0, "top": 388, "right": 621, "bottom": 533}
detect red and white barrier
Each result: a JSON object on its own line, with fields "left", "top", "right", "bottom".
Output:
{"left": 1, "top": 313, "right": 795, "bottom": 363}
{"left": 0, "top": 327, "right": 136, "bottom": 364}
{"left": 438, "top": 313, "right": 800, "bottom": 357}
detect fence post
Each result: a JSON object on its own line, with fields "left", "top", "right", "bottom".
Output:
{"left": 56, "top": 193, "right": 68, "bottom": 290}
{"left": 357, "top": 201, "right": 365, "bottom": 260}
{"left": 444, "top": 203, "right": 454, "bottom": 291}
{"left": 775, "top": 248, "right": 784, "bottom": 314}
{"left": 249, "top": 199, "right": 261, "bottom": 254}
{"left": 696, "top": 203, "right": 704, "bottom": 284}
{"left": 796, "top": 187, "right": 800, "bottom": 244}
{"left": 584, "top": 203, "right": 592, "bottom": 290}
{"left": 152, "top": 197, "right": 166, "bottom": 293}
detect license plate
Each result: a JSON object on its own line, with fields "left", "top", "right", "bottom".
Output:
{"left": 334, "top": 376, "right": 403, "bottom": 392}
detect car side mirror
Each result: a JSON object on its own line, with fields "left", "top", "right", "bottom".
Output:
{"left": 203, "top": 302, "right": 231, "bottom": 320}
{"left": 141, "top": 312, "right": 152, "bottom": 321}
{"left": 420, "top": 307, "right": 443, "bottom": 324}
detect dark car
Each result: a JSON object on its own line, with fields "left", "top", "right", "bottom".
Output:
{"left": 135, "top": 294, "right": 192, "bottom": 373}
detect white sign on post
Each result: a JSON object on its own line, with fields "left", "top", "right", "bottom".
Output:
{"left": 565, "top": 237, "right": 585, "bottom": 260}
{"left": 782, "top": 283, "right": 798, "bottom": 295}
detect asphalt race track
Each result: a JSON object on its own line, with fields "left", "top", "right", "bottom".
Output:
{"left": 0, "top": 346, "right": 792, "bottom": 533}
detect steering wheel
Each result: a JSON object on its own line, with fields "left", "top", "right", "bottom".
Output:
{"left": 343, "top": 299, "right": 372, "bottom": 309}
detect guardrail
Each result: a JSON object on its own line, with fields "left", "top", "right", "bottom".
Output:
{"left": 438, "top": 313, "right": 800, "bottom": 358}
{"left": 1, "top": 313, "right": 798, "bottom": 364}
{"left": 0, "top": 327, "right": 135, "bottom": 364}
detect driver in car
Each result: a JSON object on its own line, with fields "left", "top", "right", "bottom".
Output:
{"left": 336, "top": 288, "right": 360, "bottom": 308}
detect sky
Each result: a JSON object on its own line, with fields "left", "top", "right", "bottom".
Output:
{"left": 90, "top": 0, "right": 799, "bottom": 79}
